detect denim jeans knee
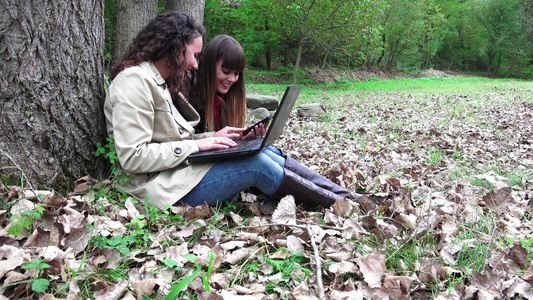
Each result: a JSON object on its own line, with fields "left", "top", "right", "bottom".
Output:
{"left": 263, "top": 146, "right": 286, "bottom": 166}
{"left": 180, "top": 152, "right": 285, "bottom": 207}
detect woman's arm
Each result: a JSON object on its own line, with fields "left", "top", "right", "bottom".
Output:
{"left": 107, "top": 69, "right": 200, "bottom": 174}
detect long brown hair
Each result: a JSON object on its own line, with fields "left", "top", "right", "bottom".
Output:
{"left": 193, "top": 35, "right": 246, "bottom": 132}
{"left": 110, "top": 11, "right": 205, "bottom": 99}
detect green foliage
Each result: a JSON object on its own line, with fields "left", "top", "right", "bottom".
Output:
{"left": 505, "top": 169, "right": 531, "bottom": 187}
{"left": 95, "top": 134, "right": 128, "bottom": 183}
{"left": 8, "top": 202, "right": 45, "bottom": 236}
{"left": 23, "top": 259, "right": 51, "bottom": 272}
{"left": 165, "top": 252, "right": 216, "bottom": 298}
{"left": 8, "top": 214, "right": 33, "bottom": 236}
{"left": 520, "top": 238, "right": 533, "bottom": 267}
{"left": 426, "top": 148, "right": 443, "bottom": 165}
{"left": 266, "top": 250, "right": 310, "bottom": 280}
{"left": 104, "top": 0, "right": 118, "bottom": 70}
{"left": 91, "top": 234, "right": 137, "bottom": 256}
{"left": 95, "top": 135, "right": 118, "bottom": 168}
{"left": 378, "top": 0, "right": 447, "bottom": 71}
{"left": 469, "top": 177, "right": 494, "bottom": 189}
{"left": 31, "top": 278, "right": 50, "bottom": 293}
{"left": 22, "top": 259, "right": 52, "bottom": 293}
{"left": 103, "top": 0, "right": 533, "bottom": 78}
{"left": 202, "top": 251, "right": 216, "bottom": 292}
{"left": 167, "top": 266, "right": 200, "bottom": 299}
{"left": 384, "top": 230, "right": 440, "bottom": 274}
{"left": 454, "top": 213, "right": 496, "bottom": 272}
{"left": 318, "top": 112, "right": 335, "bottom": 123}
{"left": 205, "top": 0, "right": 387, "bottom": 80}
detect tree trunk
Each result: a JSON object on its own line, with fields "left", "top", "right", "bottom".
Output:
{"left": 165, "top": 0, "right": 205, "bottom": 25}
{"left": 505, "top": 53, "right": 518, "bottom": 78}
{"left": 321, "top": 52, "right": 328, "bottom": 69}
{"left": 486, "top": 48, "right": 495, "bottom": 75}
{"left": 114, "top": 0, "right": 157, "bottom": 62}
{"left": 292, "top": 38, "right": 304, "bottom": 84}
{"left": 265, "top": 50, "right": 272, "bottom": 70}
{"left": 423, "top": 55, "right": 430, "bottom": 70}
{"left": 448, "top": 55, "right": 455, "bottom": 70}
{"left": 0, "top": 0, "right": 107, "bottom": 191}
{"left": 265, "top": 17, "right": 272, "bottom": 70}
{"left": 494, "top": 50, "right": 502, "bottom": 76}
{"left": 376, "top": 34, "right": 386, "bottom": 66}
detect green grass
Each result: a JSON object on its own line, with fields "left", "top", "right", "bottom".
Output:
{"left": 246, "top": 75, "right": 533, "bottom": 106}
{"left": 329, "top": 76, "right": 533, "bottom": 93}
{"left": 453, "top": 211, "right": 498, "bottom": 272}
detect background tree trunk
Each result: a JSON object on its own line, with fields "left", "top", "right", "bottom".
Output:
{"left": 114, "top": 0, "right": 157, "bottom": 63}
{"left": 0, "top": 0, "right": 107, "bottom": 191}
{"left": 165, "top": 0, "right": 205, "bottom": 25}
{"left": 264, "top": 17, "right": 272, "bottom": 70}
{"left": 292, "top": 38, "right": 304, "bottom": 84}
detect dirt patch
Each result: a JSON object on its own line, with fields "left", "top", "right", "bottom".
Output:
{"left": 414, "top": 68, "right": 464, "bottom": 78}
{"left": 305, "top": 67, "right": 464, "bottom": 84}
{"left": 247, "top": 72, "right": 292, "bottom": 84}
{"left": 248, "top": 68, "right": 463, "bottom": 84}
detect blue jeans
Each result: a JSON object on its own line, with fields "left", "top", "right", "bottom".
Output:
{"left": 181, "top": 147, "right": 286, "bottom": 207}
{"left": 263, "top": 146, "right": 285, "bottom": 165}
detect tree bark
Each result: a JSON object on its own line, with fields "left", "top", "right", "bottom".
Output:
{"left": 494, "top": 50, "right": 502, "bottom": 76}
{"left": 0, "top": 0, "right": 107, "bottom": 190}
{"left": 114, "top": 0, "right": 157, "bottom": 62}
{"left": 165, "top": 0, "right": 205, "bottom": 25}
{"left": 265, "top": 17, "right": 272, "bottom": 70}
{"left": 321, "top": 52, "right": 328, "bottom": 69}
{"left": 505, "top": 53, "right": 518, "bottom": 78}
{"left": 292, "top": 37, "right": 304, "bottom": 84}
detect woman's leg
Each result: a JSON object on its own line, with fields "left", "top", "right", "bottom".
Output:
{"left": 181, "top": 152, "right": 284, "bottom": 207}
{"left": 265, "top": 146, "right": 361, "bottom": 199}
{"left": 263, "top": 146, "right": 285, "bottom": 166}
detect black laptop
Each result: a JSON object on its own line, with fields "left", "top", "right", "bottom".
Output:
{"left": 187, "top": 85, "right": 302, "bottom": 162}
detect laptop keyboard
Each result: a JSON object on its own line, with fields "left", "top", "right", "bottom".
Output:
{"left": 208, "top": 138, "right": 263, "bottom": 154}
{"left": 231, "top": 138, "right": 263, "bottom": 151}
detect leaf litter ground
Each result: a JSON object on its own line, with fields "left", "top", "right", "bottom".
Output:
{"left": 1, "top": 84, "right": 532, "bottom": 299}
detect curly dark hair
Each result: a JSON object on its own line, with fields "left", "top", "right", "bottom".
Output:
{"left": 110, "top": 11, "right": 205, "bottom": 99}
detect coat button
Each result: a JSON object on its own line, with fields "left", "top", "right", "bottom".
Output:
{"left": 179, "top": 128, "right": 184, "bottom": 134}
{"left": 174, "top": 147, "right": 182, "bottom": 155}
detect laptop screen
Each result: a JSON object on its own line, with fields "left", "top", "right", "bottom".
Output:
{"left": 260, "top": 84, "right": 302, "bottom": 148}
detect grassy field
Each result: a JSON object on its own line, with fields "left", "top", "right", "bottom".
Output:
{"left": 2, "top": 76, "right": 532, "bottom": 299}
{"left": 247, "top": 76, "right": 533, "bottom": 100}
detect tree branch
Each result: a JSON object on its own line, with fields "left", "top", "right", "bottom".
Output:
{"left": 307, "top": 224, "right": 325, "bottom": 298}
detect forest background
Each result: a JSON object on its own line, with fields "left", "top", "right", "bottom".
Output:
{"left": 106, "top": 0, "right": 533, "bottom": 82}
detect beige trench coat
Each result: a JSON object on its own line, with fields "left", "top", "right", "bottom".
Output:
{"left": 104, "top": 61, "right": 214, "bottom": 208}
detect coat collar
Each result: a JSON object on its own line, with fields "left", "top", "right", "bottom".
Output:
{"left": 140, "top": 61, "right": 167, "bottom": 86}
{"left": 139, "top": 61, "right": 201, "bottom": 133}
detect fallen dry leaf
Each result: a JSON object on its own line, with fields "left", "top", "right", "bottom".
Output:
{"left": 357, "top": 253, "right": 387, "bottom": 288}
{"left": 271, "top": 195, "right": 297, "bottom": 225}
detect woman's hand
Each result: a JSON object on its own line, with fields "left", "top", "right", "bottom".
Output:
{"left": 214, "top": 126, "right": 245, "bottom": 139}
{"left": 241, "top": 123, "right": 267, "bottom": 140}
{"left": 196, "top": 137, "right": 237, "bottom": 151}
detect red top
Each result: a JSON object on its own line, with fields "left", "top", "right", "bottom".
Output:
{"left": 213, "top": 94, "right": 223, "bottom": 131}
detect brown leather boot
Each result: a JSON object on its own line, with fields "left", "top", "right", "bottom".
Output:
{"left": 285, "top": 157, "right": 362, "bottom": 199}
{"left": 270, "top": 168, "right": 340, "bottom": 209}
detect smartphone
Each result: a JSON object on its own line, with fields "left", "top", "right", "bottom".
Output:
{"left": 242, "top": 116, "right": 271, "bottom": 136}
